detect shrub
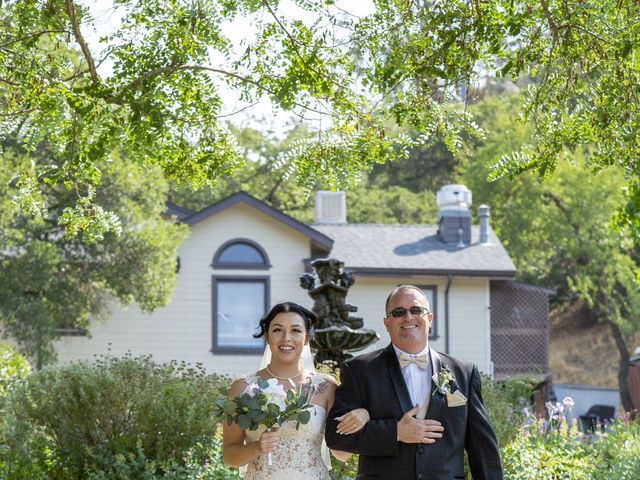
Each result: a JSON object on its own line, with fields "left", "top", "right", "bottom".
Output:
{"left": 0, "top": 343, "right": 31, "bottom": 396}
{"left": 502, "top": 401, "right": 640, "bottom": 479}
{"left": 481, "top": 374, "right": 538, "bottom": 447}
{"left": 0, "top": 354, "right": 230, "bottom": 479}
{"left": 590, "top": 415, "right": 640, "bottom": 480}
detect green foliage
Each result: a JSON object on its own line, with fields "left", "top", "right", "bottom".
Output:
{"left": 83, "top": 439, "right": 241, "bottom": 480}
{"left": 0, "top": 146, "right": 188, "bottom": 367}
{"left": 492, "top": 1, "right": 640, "bottom": 224}
{"left": 345, "top": 186, "right": 437, "bottom": 225}
{"left": 502, "top": 412, "right": 640, "bottom": 479}
{"left": 0, "top": 354, "right": 229, "bottom": 479}
{"left": 460, "top": 93, "right": 640, "bottom": 410}
{"left": 0, "top": 343, "right": 30, "bottom": 397}
{"left": 481, "top": 374, "right": 538, "bottom": 448}
{"left": 330, "top": 454, "right": 359, "bottom": 480}
{"left": 171, "top": 126, "right": 439, "bottom": 225}
{"left": 215, "top": 377, "right": 313, "bottom": 431}
{"left": 590, "top": 418, "right": 640, "bottom": 480}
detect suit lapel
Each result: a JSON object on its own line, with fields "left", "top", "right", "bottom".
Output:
{"left": 384, "top": 344, "right": 413, "bottom": 413}
{"left": 425, "top": 349, "right": 445, "bottom": 420}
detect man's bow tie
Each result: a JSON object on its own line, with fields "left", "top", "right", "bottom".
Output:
{"left": 399, "top": 353, "right": 428, "bottom": 369}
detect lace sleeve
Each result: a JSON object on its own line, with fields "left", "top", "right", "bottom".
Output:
{"left": 236, "top": 373, "right": 260, "bottom": 394}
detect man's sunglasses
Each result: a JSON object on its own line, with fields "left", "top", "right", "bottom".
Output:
{"left": 386, "top": 306, "right": 430, "bottom": 318}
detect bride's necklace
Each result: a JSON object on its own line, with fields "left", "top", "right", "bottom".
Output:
{"left": 266, "top": 364, "right": 303, "bottom": 381}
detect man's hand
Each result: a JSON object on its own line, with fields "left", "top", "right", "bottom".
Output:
{"left": 397, "top": 405, "right": 444, "bottom": 444}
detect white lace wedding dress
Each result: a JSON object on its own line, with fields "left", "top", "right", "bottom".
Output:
{"left": 240, "top": 373, "right": 330, "bottom": 480}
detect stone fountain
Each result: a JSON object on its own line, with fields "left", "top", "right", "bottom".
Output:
{"left": 300, "top": 258, "right": 379, "bottom": 366}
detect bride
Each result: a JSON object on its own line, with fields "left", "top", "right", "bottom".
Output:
{"left": 222, "top": 302, "right": 369, "bottom": 479}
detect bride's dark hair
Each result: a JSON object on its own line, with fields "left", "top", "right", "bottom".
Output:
{"left": 253, "top": 302, "right": 317, "bottom": 339}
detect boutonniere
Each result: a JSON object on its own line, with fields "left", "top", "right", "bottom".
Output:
{"left": 432, "top": 364, "right": 454, "bottom": 396}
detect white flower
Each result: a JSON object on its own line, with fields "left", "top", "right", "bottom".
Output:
{"left": 261, "top": 378, "right": 287, "bottom": 409}
{"left": 562, "top": 396, "right": 575, "bottom": 408}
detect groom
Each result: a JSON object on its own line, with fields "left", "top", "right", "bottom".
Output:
{"left": 326, "top": 285, "right": 503, "bottom": 479}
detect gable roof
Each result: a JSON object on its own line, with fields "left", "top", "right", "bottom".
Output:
{"left": 183, "top": 191, "right": 333, "bottom": 251}
{"left": 313, "top": 223, "right": 516, "bottom": 278}
{"left": 165, "top": 201, "right": 193, "bottom": 221}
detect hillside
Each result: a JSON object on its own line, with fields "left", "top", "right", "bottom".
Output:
{"left": 550, "top": 302, "right": 640, "bottom": 388}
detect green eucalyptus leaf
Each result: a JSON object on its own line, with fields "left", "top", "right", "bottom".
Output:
{"left": 237, "top": 414, "right": 251, "bottom": 430}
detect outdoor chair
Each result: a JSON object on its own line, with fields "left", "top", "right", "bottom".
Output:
{"left": 579, "top": 404, "right": 615, "bottom": 433}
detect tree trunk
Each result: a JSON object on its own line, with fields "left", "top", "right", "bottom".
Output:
{"left": 608, "top": 321, "right": 634, "bottom": 412}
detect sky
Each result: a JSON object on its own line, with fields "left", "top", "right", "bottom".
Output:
{"left": 81, "top": 0, "right": 375, "bottom": 136}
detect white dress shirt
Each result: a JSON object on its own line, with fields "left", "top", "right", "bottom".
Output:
{"left": 392, "top": 344, "right": 432, "bottom": 417}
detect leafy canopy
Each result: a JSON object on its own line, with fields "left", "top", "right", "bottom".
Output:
{"left": 3, "top": 0, "right": 640, "bottom": 231}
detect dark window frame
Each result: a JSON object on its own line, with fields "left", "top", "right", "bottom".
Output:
{"left": 420, "top": 285, "right": 439, "bottom": 340}
{"left": 211, "top": 275, "right": 269, "bottom": 354}
{"left": 211, "top": 238, "right": 271, "bottom": 270}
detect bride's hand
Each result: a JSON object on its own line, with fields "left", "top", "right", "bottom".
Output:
{"left": 335, "top": 408, "right": 370, "bottom": 435}
{"left": 257, "top": 427, "right": 279, "bottom": 453}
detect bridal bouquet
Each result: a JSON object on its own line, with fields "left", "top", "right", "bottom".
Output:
{"left": 215, "top": 377, "right": 313, "bottom": 464}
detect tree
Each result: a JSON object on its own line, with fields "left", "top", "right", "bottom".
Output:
{"left": 172, "top": 125, "right": 440, "bottom": 225}
{"left": 0, "top": 143, "right": 188, "bottom": 367}
{"left": 460, "top": 94, "right": 640, "bottom": 412}
{"left": 4, "top": 1, "right": 640, "bottom": 234}
{"left": 0, "top": 0, "right": 435, "bottom": 238}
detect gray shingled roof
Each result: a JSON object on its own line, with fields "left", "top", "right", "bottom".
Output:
{"left": 313, "top": 224, "right": 516, "bottom": 278}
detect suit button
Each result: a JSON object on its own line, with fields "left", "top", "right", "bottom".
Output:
{"left": 417, "top": 446, "right": 425, "bottom": 454}
{"left": 417, "top": 475, "right": 424, "bottom": 480}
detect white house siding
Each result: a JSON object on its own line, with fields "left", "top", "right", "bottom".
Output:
{"left": 55, "top": 203, "right": 314, "bottom": 378}
{"left": 445, "top": 278, "right": 492, "bottom": 374}
{"left": 343, "top": 276, "right": 493, "bottom": 375}
{"left": 53, "top": 201, "right": 496, "bottom": 378}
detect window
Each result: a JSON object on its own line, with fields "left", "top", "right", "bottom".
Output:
{"left": 211, "top": 239, "right": 271, "bottom": 354}
{"left": 212, "top": 239, "right": 270, "bottom": 269}
{"left": 420, "top": 286, "right": 438, "bottom": 340}
{"left": 212, "top": 276, "right": 269, "bottom": 353}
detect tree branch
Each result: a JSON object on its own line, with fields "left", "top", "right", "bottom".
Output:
{"left": 539, "top": 0, "right": 560, "bottom": 45}
{"left": 0, "top": 75, "right": 20, "bottom": 87}
{"left": 114, "top": 65, "right": 330, "bottom": 116}
{"left": 0, "top": 29, "right": 70, "bottom": 49}
{"left": 542, "top": 191, "right": 580, "bottom": 236}
{"left": 64, "top": 0, "right": 99, "bottom": 83}
{"left": 261, "top": 0, "right": 349, "bottom": 92}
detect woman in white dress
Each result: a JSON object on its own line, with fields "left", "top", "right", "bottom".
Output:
{"left": 222, "top": 302, "right": 369, "bottom": 479}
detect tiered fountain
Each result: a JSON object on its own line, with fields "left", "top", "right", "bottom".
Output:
{"left": 300, "top": 258, "right": 379, "bottom": 366}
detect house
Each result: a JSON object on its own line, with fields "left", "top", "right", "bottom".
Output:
{"left": 54, "top": 185, "right": 550, "bottom": 378}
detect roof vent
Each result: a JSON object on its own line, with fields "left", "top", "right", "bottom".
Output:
{"left": 315, "top": 191, "right": 347, "bottom": 224}
{"left": 436, "top": 184, "right": 472, "bottom": 244}
{"left": 436, "top": 184, "right": 472, "bottom": 211}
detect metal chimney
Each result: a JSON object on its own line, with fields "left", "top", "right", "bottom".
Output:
{"left": 478, "top": 204, "right": 490, "bottom": 243}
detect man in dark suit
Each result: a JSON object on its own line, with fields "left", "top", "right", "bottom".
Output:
{"left": 326, "top": 285, "right": 503, "bottom": 480}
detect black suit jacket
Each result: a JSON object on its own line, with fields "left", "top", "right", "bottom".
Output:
{"left": 325, "top": 344, "right": 503, "bottom": 480}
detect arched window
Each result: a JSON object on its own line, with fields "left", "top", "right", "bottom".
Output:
{"left": 212, "top": 239, "right": 270, "bottom": 270}
{"left": 211, "top": 239, "right": 270, "bottom": 353}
